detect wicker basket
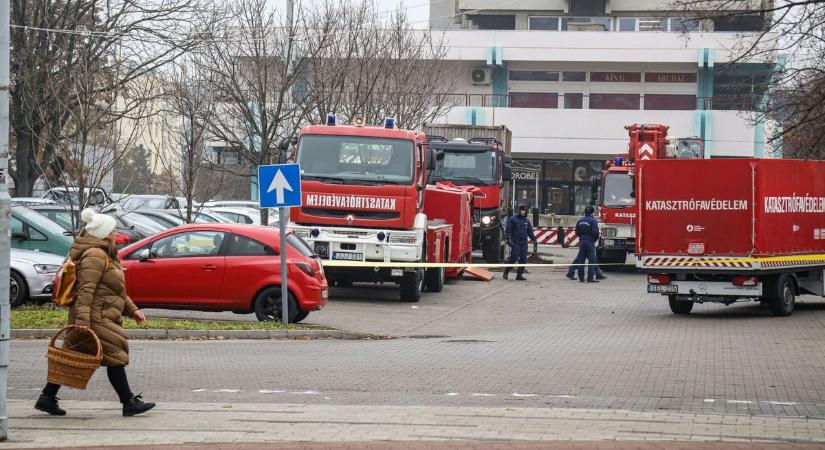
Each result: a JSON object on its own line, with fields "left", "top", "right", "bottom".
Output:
{"left": 46, "top": 325, "right": 103, "bottom": 389}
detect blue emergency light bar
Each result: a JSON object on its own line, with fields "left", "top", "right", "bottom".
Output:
{"left": 614, "top": 156, "right": 623, "bottom": 166}
{"left": 384, "top": 117, "right": 395, "bottom": 129}
{"left": 326, "top": 113, "right": 336, "bottom": 126}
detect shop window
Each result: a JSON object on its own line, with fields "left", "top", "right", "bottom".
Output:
{"left": 509, "top": 92, "right": 558, "bottom": 109}
{"left": 563, "top": 93, "right": 584, "bottom": 109}
{"left": 573, "top": 160, "right": 602, "bottom": 183}
{"left": 589, "top": 93, "right": 640, "bottom": 110}
{"left": 644, "top": 94, "right": 696, "bottom": 110}
{"left": 544, "top": 160, "right": 573, "bottom": 182}
{"left": 509, "top": 71, "right": 559, "bottom": 81}
{"left": 529, "top": 16, "right": 560, "bottom": 30}
{"left": 511, "top": 160, "right": 542, "bottom": 211}
{"left": 562, "top": 71, "right": 587, "bottom": 82}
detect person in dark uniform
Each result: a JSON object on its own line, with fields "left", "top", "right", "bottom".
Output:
{"left": 566, "top": 206, "right": 606, "bottom": 283}
{"left": 504, "top": 205, "right": 537, "bottom": 281}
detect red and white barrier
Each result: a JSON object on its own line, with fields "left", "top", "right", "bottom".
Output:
{"left": 533, "top": 227, "right": 579, "bottom": 247}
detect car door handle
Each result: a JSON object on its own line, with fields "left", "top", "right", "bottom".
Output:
{"left": 201, "top": 265, "right": 218, "bottom": 272}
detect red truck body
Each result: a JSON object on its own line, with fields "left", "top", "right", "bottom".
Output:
{"left": 288, "top": 119, "right": 475, "bottom": 302}
{"left": 636, "top": 158, "right": 825, "bottom": 316}
{"left": 596, "top": 124, "right": 702, "bottom": 265}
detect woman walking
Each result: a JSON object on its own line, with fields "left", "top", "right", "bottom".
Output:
{"left": 35, "top": 209, "right": 156, "bottom": 417}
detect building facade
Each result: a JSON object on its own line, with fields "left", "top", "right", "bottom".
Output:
{"left": 429, "top": 0, "right": 779, "bottom": 216}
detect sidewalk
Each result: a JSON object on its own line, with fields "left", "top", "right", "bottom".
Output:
{"left": 6, "top": 400, "right": 825, "bottom": 448}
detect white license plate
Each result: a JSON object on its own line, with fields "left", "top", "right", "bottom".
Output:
{"left": 321, "top": 289, "right": 328, "bottom": 300}
{"left": 603, "top": 239, "right": 615, "bottom": 246}
{"left": 648, "top": 284, "right": 678, "bottom": 294}
{"left": 332, "top": 252, "right": 363, "bottom": 261}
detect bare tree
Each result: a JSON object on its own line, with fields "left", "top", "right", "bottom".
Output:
{"left": 150, "top": 61, "right": 224, "bottom": 222}
{"left": 10, "top": 0, "right": 215, "bottom": 196}
{"left": 198, "top": 0, "right": 336, "bottom": 224}
{"left": 668, "top": 0, "right": 825, "bottom": 158}
{"left": 305, "top": 2, "right": 458, "bottom": 129}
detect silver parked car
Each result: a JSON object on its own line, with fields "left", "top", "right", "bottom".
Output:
{"left": 10, "top": 248, "right": 64, "bottom": 308}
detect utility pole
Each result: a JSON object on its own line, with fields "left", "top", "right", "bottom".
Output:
{"left": 280, "top": 0, "right": 294, "bottom": 324}
{"left": 0, "top": 0, "right": 12, "bottom": 439}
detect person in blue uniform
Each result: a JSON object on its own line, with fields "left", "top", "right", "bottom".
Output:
{"left": 566, "top": 206, "right": 606, "bottom": 283}
{"left": 504, "top": 205, "right": 537, "bottom": 281}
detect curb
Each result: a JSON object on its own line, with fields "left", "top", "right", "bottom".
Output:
{"left": 11, "top": 328, "right": 376, "bottom": 340}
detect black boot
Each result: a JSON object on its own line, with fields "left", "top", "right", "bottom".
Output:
{"left": 502, "top": 269, "right": 510, "bottom": 280}
{"left": 122, "top": 394, "right": 156, "bottom": 417}
{"left": 35, "top": 394, "right": 66, "bottom": 416}
{"left": 516, "top": 274, "right": 527, "bottom": 281}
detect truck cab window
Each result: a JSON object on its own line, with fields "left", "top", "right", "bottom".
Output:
{"left": 602, "top": 173, "right": 635, "bottom": 208}
{"left": 298, "top": 135, "right": 414, "bottom": 185}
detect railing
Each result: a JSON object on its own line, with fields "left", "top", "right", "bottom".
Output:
{"left": 446, "top": 93, "right": 764, "bottom": 111}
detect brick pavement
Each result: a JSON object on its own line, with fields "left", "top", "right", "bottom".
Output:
{"left": 6, "top": 400, "right": 825, "bottom": 448}
{"left": 19, "top": 443, "right": 825, "bottom": 450}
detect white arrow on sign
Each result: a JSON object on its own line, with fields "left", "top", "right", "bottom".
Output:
{"left": 267, "top": 169, "right": 293, "bottom": 204}
{"left": 639, "top": 143, "right": 654, "bottom": 160}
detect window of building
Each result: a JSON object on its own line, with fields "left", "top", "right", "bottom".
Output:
{"left": 562, "top": 71, "right": 587, "bottom": 82}
{"left": 617, "top": 17, "right": 636, "bottom": 31}
{"left": 713, "top": 71, "right": 770, "bottom": 111}
{"left": 509, "top": 92, "right": 558, "bottom": 109}
{"left": 562, "top": 17, "right": 612, "bottom": 31}
{"left": 544, "top": 160, "right": 573, "bottom": 182}
{"left": 509, "top": 71, "right": 559, "bottom": 81}
{"left": 638, "top": 17, "right": 667, "bottom": 31}
{"left": 511, "top": 159, "right": 542, "bottom": 211}
{"left": 644, "top": 94, "right": 696, "bottom": 110}
{"left": 528, "top": 16, "right": 560, "bottom": 31}
{"left": 570, "top": 0, "right": 606, "bottom": 16}
{"left": 714, "top": 14, "right": 764, "bottom": 32}
{"left": 563, "top": 93, "right": 584, "bottom": 109}
{"left": 670, "top": 17, "right": 700, "bottom": 31}
{"left": 589, "top": 93, "right": 640, "bottom": 110}
{"left": 467, "top": 14, "right": 515, "bottom": 30}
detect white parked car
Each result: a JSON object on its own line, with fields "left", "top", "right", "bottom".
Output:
{"left": 203, "top": 200, "right": 259, "bottom": 209}
{"left": 211, "top": 207, "right": 264, "bottom": 225}
{"left": 10, "top": 248, "right": 64, "bottom": 308}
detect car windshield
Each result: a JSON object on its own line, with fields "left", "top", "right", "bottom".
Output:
{"left": 297, "top": 135, "right": 414, "bottom": 185}
{"left": 34, "top": 209, "right": 77, "bottom": 232}
{"left": 286, "top": 233, "right": 315, "bottom": 257}
{"left": 121, "top": 197, "right": 167, "bottom": 210}
{"left": 602, "top": 173, "right": 635, "bottom": 208}
{"left": 121, "top": 213, "right": 166, "bottom": 234}
{"left": 429, "top": 150, "right": 497, "bottom": 185}
{"left": 15, "top": 207, "right": 73, "bottom": 242}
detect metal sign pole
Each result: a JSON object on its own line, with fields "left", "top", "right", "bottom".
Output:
{"left": 279, "top": 207, "right": 288, "bottom": 323}
{"left": 0, "top": 0, "right": 11, "bottom": 437}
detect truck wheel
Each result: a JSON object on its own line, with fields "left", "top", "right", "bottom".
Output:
{"left": 668, "top": 295, "right": 694, "bottom": 315}
{"left": 425, "top": 267, "right": 445, "bottom": 292}
{"left": 768, "top": 274, "right": 795, "bottom": 317}
{"left": 400, "top": 269, "right": 423, "bottom": 302}
{"left": 482, "top": 235, "right": 502, "bottom": 264}
{"left": 293, "top": 311, "right": 310, "bottom": 323}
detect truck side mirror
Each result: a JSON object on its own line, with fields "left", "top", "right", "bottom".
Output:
{"left": 427, "top": 147, "right": 437, "bottom": 171}
{"left": 502, "top": 155, "right": 513, "bottom": 181}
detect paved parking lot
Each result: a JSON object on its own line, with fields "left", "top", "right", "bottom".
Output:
{"left": 11, "top": 249, "right": 825, "bottom": 416}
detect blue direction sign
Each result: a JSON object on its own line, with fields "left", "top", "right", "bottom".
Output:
{"left": 258, "top": 164, "right": 302, "bottom": 208}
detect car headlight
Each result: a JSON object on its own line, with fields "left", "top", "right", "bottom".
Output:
{"left": 481, "top": 215, "right": 492, "bottom": 225}
{"left": 34, "top": 264, "right": 61, "bottom": 274}
{"left": 602, "top": 227, "right": 617, "bottom": 238}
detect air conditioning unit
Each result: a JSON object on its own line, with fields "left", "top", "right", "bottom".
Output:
{"left": 471, "top": 68, "right": 492, "bottom": 85}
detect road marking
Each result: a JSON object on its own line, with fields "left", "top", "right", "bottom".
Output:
{"left": 191, "top": 389, "right": 207, "bottom": 392}
{"left": 511, "top": 393, "right": 537, "bottom": 397}
{"left": 471, "top": 393, "right": 495, "bottom": 397}
{"left": 704, "top": 399, "right": 716, "bottom": 403}
{"left": 727, "top": 400, "right": 754, "bottom": 404}
{"left": 215, "top": 389, "right": 240, "bottom": 393}
{"left": 445, "top": 393, "right": 459, "bottom": 396}
{"left": 547, "top": 395, "right": 576, "bottom": 398}
{"left": 292, "top": 391, "right": 320, "bottom": 395}
{"left": 259, "top": 390, "right": 285, "bottom": 394}
{"left": 766, "top": 401, "right": 798, "bottom": 406}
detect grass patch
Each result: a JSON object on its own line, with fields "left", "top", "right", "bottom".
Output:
{"left": 12, "top": 305, "right": 330, "bottom": 331}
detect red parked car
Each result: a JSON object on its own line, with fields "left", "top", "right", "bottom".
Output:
{"left": 118, "top": 224, "right": 328, "bottom": 323}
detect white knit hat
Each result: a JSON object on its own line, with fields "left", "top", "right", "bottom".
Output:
{"left": 81, "top": 208, "right": 117, "bottom": 240}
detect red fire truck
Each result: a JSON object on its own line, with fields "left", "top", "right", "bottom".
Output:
{"left": 288, "top": 116, "right": 474, "bottom": 302}
{"left": 637, "top": 158, "right": 825, "bottom": 316}
{"left": 425, "top": 136, "right": 512, "bottom": 263}
{"left": 595, "top": 124, "right": 703, "bottom": 266}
